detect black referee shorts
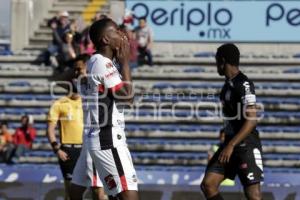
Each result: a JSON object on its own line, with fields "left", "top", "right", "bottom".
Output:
{"left": 205, "top": 144, "right": 264, "bottom": 187}
{"left": 58, "top": 144, "right": 82, "bottom": 181}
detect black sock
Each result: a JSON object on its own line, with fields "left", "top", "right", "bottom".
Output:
{"left": 208, "top": 193, "right": 224, "bottom": 200}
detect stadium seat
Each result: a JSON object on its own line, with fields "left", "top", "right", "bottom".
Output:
{"left": 193, "top": 52, "right": 215, "bottom": 58}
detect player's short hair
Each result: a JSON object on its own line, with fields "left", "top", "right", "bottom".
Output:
{"left": 89, "top": 18, "right": 116, "bottom": 49}
{"left": 74, "top": 54, "right": 90, "bottom": 63}
{"left": 216, "top": 43, "right": 240, "bottom": 66}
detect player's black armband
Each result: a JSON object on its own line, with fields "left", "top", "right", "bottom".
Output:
{"left": 51, "top": 142, "right": 60, "bottom": 154}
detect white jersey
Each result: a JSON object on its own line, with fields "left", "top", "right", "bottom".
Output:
{"left": 83, "top": 54, "right": 127, "bottom": 150}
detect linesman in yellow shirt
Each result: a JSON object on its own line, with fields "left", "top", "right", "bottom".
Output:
{"left": 47, "top": 85, "right": 83, "bottom": 200}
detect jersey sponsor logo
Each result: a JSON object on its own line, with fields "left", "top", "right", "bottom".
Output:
{"left": 104, "top": 174, "right": 117, "bottom": 190}
{"left": 247, "top": 172, "right": 254, "bottom": 181}
{"left": 106, "top": 62, "right": 113, "bottom": 69}
{"left": 105, "top": 69, "right": 119, "bottom": 79}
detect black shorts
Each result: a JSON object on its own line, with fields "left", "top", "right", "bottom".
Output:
{"left": 205, "top": 144, "right": 264, "bottom": 187}
{"left": 58, "top": 145, "right": 82, "bottom": 180}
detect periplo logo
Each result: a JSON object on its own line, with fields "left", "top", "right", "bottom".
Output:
{"left": 130, "top": 2, "right": 233, "bottom": 39}
{"left": 266, "top": 3, "right": 300, "bottom": 26}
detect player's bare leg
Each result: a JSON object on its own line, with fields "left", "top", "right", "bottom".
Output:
{"left": 117, "top": 190, "right": 139, "bottom": 200}
{"left": 244, "top": 183, "right": 262, "bottom": 200}
{"left": 91, "top": 187, "right": 106, "bottom": 200}
{"left": 201, "top": 172, "right": 225, "bottom": 200}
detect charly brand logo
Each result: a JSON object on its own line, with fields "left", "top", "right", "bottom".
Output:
{"left": 130, "top": 2, "right": 233, "bottom": 40}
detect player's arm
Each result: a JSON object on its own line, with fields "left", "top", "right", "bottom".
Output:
{"left": 114, "top": 34, "right": 133, "bottom": 101}
{"left": 47, "top": 103, "right": 69, "bottom": 161}
{"left": 219, "top": 80, "right": 257, "bottom": 164}
{"left": 227, "top": 105, "right": 257, "bottom": 148}
{"left": 114, "top": 61, "right": 133, "bottom": 101}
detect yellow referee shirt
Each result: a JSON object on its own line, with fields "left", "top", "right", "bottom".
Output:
{"left": 48, "top": 96, "right": 83, "bottom": 144}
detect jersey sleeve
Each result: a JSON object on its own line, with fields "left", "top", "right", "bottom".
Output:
{"left": 236, "top": 80, "right": 256, "bottom": 106}
{"left": 48, "top": 102, "right": 60, "bottom": 124}
{"left": 90, "top": 57, "right": 123, "bottom": 92}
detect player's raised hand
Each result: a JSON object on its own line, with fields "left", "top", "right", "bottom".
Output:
{"left": 218, "top": 144, "right": 234, "bottom": 164}
{"left": 57, "top": 149, "right": 69, "bottom": 162}
{"left": 116, "top": 32, "right": 130, "bottom": 66}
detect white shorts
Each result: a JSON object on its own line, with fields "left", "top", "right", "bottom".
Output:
{"left": 89, "top": 145, "right": 138, "bottom": 196}
{"left": 72, "top": 144, "right": 103, "bottom": 187}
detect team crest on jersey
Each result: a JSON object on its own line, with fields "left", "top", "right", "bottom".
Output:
{"left": 106, "top": 62, "right": 113, "bottom": 69}
{"left": 104, "top": 174, "right": 117, "bottom": 190}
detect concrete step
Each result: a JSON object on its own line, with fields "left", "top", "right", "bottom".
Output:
{"left": 49, "top": 9, "right": 83, "bottom": 16}
{"left": 34, "top": 29, "right": 52, "bottom": 38}
{"left": 53, "top": 2, "right": 89, "bottom": 7}
{"left": 29, "top": 37, "right": 51, "bottom": 46}
{"left": 24, "top": 44, "right": 47, "bottom": 51}
{"left": 58, "top": 0, "right": 90, "bottom": 1}
{"left": 50, "top": 6, "right": 87, "bottom": 12}
{"left": 0, "top": 56, "right": 36, "bottom": 63}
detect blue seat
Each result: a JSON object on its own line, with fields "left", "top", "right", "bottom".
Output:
{"left": 24, "top": 151, "right": 54, "bottom": 157}
{"left": 14, "top": 95, "right": 35, "bottom": 101}
{"left": 36, "top": 95, "right": 53, "bottom": 101}
{"left": 25, "top": 108, "right": 47, "bottom": 115}
{"left": 8, "top": 81, "right": 31, "bottom": 87}
{"left": 34, "top": 137, "right": 49, "bottom": 143}
{"left": 293, "top": 53, "right": 300, "bottom": 58}
{"left": 152, "top": 83, "right": 173, "bottom": 89}
{"left": 283, "top": 68, "right": 300, "bottom": 73}
{"left": 4, "top": 108, "right": 24, "bottom": 115}
{"left": 193, "top": 52, "right": 215, "bottom": 58}
{"left": 0, "top": 94, "right": 15, "bottom": 100}
{"left": 137, "top": 110, "right": 154, "bottom": 117}
{"left": 183, "top": 68, "right": 205, "bottom": 73}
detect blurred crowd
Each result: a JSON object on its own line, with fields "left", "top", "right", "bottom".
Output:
{"left": 0, "top": 116, "right": 36, "bottom": 164}
{"left": 43, "top": 10, "right": 154, "bottom": 71}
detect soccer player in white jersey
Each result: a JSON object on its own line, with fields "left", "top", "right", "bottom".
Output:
{"left": 59, "top": 54, "right": 105, "bottom": 200}
{"left": 84, "top": 18, "right": 139, "bottom": 200}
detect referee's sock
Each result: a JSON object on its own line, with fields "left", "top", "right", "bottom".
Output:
{"left": 208, "top": 193, "right": 224, "bottom": 200}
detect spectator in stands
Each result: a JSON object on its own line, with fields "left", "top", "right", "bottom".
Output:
{"left": 47, "top": 86, "right": 84, "bottom": 200}
{"left": 135, "top": 17, "right": 154, "bottom": 66}
{"left": 52, "top": 11, "right": 71, "bottom": 46}
{"left": 10, "top": 115, "right": 36, "bottom": 163}
{"left": 57, "top": 31, "right": 77, "bottom": 71}
{"left": 45, "top": 11, "right": 71, "bottom": 66}
{"left": 0, "top": 122, "right": 14, "bottom": 163}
